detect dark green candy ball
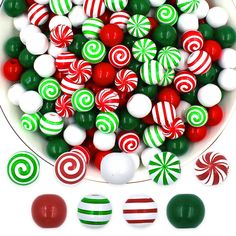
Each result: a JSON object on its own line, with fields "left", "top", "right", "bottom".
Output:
{"left": 135, "top": 122, "right": 147, "bottom": 136}
{"left": 21, "top": 69, "right": 42, "bottom": 90}
{"left": 75, "top": 109, "right": 97, "bottom": 130}
{"left": 197, "top": 64, "right": 221, "bottom": 85}
{"left": 125, "top": 0, "right": 151, "bottom": 15}
{"left": 119, "top": 110, "right": 140, "bottom": 131}
{"left": 123, "top": 34, "right": 137, "bottom": 49}
{"left": 136, "top": 80, "right": 158, "bottom": 100}
{"left": 3, "top": 0, "right": 27, "bottom": 17}
{"left": 68, "top": 34, "right": 87, "bottom": 57}
{"left": 214, "top": 25, "right": 236, "bottom": 48}
{"left": 4, "top": 37, "right": 24, "bottom": 58}
{"left": 127, "top": 59, "right": 142, "bottom": 74}
{"left": 40, "top": 100, "right": 55, "bottom": 114}
{"left": 166, "top": 136, "right": 190, "bottom": 156}
{"left": 19, "top": 49, "right": 37, "bottom": 68}
{"left": 181, "top": 87, "right": 199, "bottom": 104}
{"left": 198, "top": 24, "right": 214, "bottom": 40}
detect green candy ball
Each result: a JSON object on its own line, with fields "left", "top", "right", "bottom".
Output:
{"left": 125, "top": 0, "right": 151, "bottom": 15}
{"left": 4, "top": 37, "right": 24, "bottom": 58}
{"left": 166, "top": 136, "right": 190, "bottom": 156}
{"left": 3, "top": 0, "right": 27, "bottom": 17}
{"left": 119, "top": 110, "right": 140, "bottom": 131}
{"left": 214, "top": 26, "right": 236, "bottom": 48}
{"left": 198, "top": 24, "right": 214, "bottom": 40}
{"left": 181, "top": 87, "right": 199, "bottom": 104}
{"left": 123, "top": 34, "right": 137, "bottom": 49}
{"left": 135, "top": 80, "right": 158, "bottom": 100}
{"left": 21, "top": 69, "right": 42, "bottom": 90}
{"left": 68, "top": 34, "right": 88, "bottom": 57}
{"left": 75, "top": 109, "right": 97, "bottom": 130}
{"left": 197, "top": 64, "right": 221, "bottom": 85}
{"left": 135, "top": 122, "right": 147, "bottom": 135}
{"left": 167, "top": 194, "right": 205, "bottom": 228}
{"left": 19, "top": 48, "right": 37, "bottom": 68}
{"left": 127, "top": 59, "right": 142, "bottom": 74}
{"left": 40, "top": 100, "right": 55, "bottom": 114}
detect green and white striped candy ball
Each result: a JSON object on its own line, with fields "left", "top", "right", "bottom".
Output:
{"left": 38, "top": 77, "right": 61, "bottom": 101}
{"left": 132, "top": 38, "right": 157, "bottom": 63}
{"left": 78, "top": 194, "right": 112, "bottom": 227}
{"left": 158, "top": 46, "right": 181, "bottom": 70}
{"left": 71, "top": 88, "right": 95, "bottom": 112}
{"left": 82, "top": 40, "right": 106, "bottom": 64}
{"left": 143, "top": 125, "right": 165, "bottom": 148}
{"left": 104, "top": 0, "right": 128, "bottom": 12}
{"left": 127, "top": 14, "right": 151, "bottom": 38}
{"left": 140, "top": 60, "right": 165, "bottom": 85}
{"left": 21, "top": 113, "right": 41, "bottom": 132}
{"left": 82, "top": 18, "right": 104, "bottom": 39}
{"left": 156, "top": 4, "right": 178, "bottom": 26}
{"left": 39, "top": 112, "right": 64, "bottom": 136}
{"left": 49, "top": 0, "right": 73, "bottom": 15}
{"left": 7, "top": 151, "right": 40, "bottom": 186}
{"left": 158, "top": 69, "right": 175, "bottom": 86}
{"left": 177, "top": 0, "right": 200, "bottom": 13}
{"left": 96, "top": 112, "right": 119, "bottom": 134}
{"left": 186, "top": 105, "right": 208, "bottom": 127}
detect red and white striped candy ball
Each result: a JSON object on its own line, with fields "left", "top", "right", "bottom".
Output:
{"left": 181, "top": 30, "right": 204, "bottom": 53}
{"left": 54, "top": 151, "right": 87, "bottom": 185}
{"left": 118, "top": 132, "right": 140, "bottom": 153}
{"left": 71, "top": 145, "right": 91, "bottom": 164}
{"left": 95, "top": 88, "right": 120, "bottom": 112}
{"left": 115, "top": 69, "right": 138, "bottom": 93}
{"left": 108, "top": 45, "right": 131, "bottom": 69}
{"left": 152, "top": 101, "right": 177, "bottom": 125}
{"left": 174, "top": 71, "right": 197, "bottom": 93}
{"left": 61, "top": 76, "right": 84, "bottom": 95}
{"left": 55, "top": 94, "right": 75, "bottom": 118}
{"left": 83, "top": 0, "right": 106, "bottom": 17}
{"left": 68, "top": 59, "right": 92, "bottom": 84}
{"left": 50, "top": 24, "right": 74, "bottom": 48}
{"left": 187, "top": 50, "right": 212, "bottom": 75}
{"left": 28, "top": 3, "right": 49, "bottom": 26}
{"left": 161, "top": 117, "right": 185, "bottom": 139}
{"left": 110, "top": 11, "right": 130, "bottom": 30}
{"left": 56, "top": 52, "right": 76, "bottom": 73}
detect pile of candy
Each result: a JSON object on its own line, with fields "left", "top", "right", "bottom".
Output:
{"left": 2, "top": 0, "right": 236, "bottom": 184}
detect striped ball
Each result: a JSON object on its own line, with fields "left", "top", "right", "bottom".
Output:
{"left": 177, "top": 0, "right": 200, "bottom": 13}
{"left": 28, "top": 3, "right": 49, "bottom": 26}
{"left": 158, "top": 69, "right": 175, "bottom": 86}
{"left": 96, "top": 112, "right": 119, "bottom": 133}
{"left": 156, "top": 4, "right": 178, "bottom": 26}
{"left": 71, "top": 145, "right": 91, "bottom": 164}
{"left": 55, "top": 94, "right": 75, "bottom": 118}
{"left": 186, "top": 105, "right": 208, "bottom": 127}
{"left": 56, "top": 52, "right": 76, "bottom": 73}
{"left": 174, "top": 71, "right": 197, "bottom": 93}
{"left": 49, "top": 0, "right": 73, "bottom": 15}
{"left": 60, "top": 76, "right": 84, "bottom": 95}
{"left": 110, "top": 11, "right": 130, "bottom": 30}
{"left": 118, "top": 132, "right": 140, "bottom": 153}
{"left": 83, "top": 0, "right": 106, "bottom": 17}
{"left": 82, "top": 18, "right": 104, "bottom": 39}
{"left": 105, "top": 0, "right": 128, "bottom": 12}
{"left": 143, "top": 125, "right": 165, "bottom": 148}
{"left": 21, "top": 113, "right": 41, "bottom": 132}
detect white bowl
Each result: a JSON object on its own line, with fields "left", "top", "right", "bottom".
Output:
{"left": 0, "top": 0, "right": 236, "bottom": 183}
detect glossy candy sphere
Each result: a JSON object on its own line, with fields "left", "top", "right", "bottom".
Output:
{"left": 3, "top": 0, "right": 27, "bottom": 17}
{"left": 75, "top": 110, "right": 97, "bottom": 130}
{"left": 186, "top": 125, "right": 207, "bottom": 142}
{"left": 126, "top": 0, "right": 151, "bottom": 15}
{"left": 202, "top": 40, "right": 222, "bottom": 62}
{"left": 166, "top": 136, "right": 190, "bottom": 156}
{"left": 158, "top": 87, "right": 180, "bottom": 108}
{"left": 198, "top": 24, "right": 213, "bottom": 40}
{"left": 4, "top": 36, "right": 24, "bottom": 58}
{"left": 207, "top": 105, "right": 223, "bottom": 126}
{"left": 214, "top": 26, "right": 236, "bottom": 48}
{"left": 3, "top": 58, "right": 23, "bottom": 81}
{"left": 119, "top": 110, "right": 140, "bottom": 131}
{"left": 197, "top": 64, "right": 219, "bottom": 85}
{"left": 19, "top": 48, "right": 37, "bottom": 68}
{"left": 68, "top": 34, "right": 87, "bottom": 57}
{"left": 20, "top": 69, "right": 42, "bottom": 90}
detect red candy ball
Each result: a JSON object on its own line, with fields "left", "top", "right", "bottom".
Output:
{"left": 94, "top": 150, "right": 111, "bottom": 170}
{"left": 203, "top": 40, "right": 222, "bottom": 62}
{"left": 85, "top": 80, "right": 102, "bottom": 94}
{"left": 99, "top": 9, "right": 112, "bottom": 24}
{"left": 100, "top": 24, "right": 124, "bottom": 47}
{"left": 158, "top": 87, "right": 180, "bottom": 108}
{"left": 31, "top": 194, "right": 67, "bottom": 228}
{"left": 114, "top": 89, "right": 132, "bottom": 106}
{"left": 3, "top": 58, "right": 23, "bottom": 81}
{"left": 143, "top": 112, "right": 155, "bottom": 125}
{"left": 207, "top": 105, "right": 223, "bottom": 126}
{"left": 186, "top": 125, "right": 208, "bottom": 142}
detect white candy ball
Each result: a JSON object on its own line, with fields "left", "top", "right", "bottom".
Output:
{"left": 176, "top": 100, "right": 191, "bottom": 121}
{"left": 176, "top": 49, "right": 189, "bottom": 71}
{"left": 26, "top": 32, "right": 49, "bottom": 55}
{"left": 34, "top": 54, "right": 56, "bottom": 77}
{"left": 13, "top": 14, "right": 30, "bottom": 31}
{"left": 93, "top": 130, "right": 116, "bottom": 151}
{"left": 219, "top": 48, "right": 236, "bottom": 69}
{"left": 7, "top": 83, "right": 26, "bottom": 106}
{"left": 49, "top": 16, "right": 72, "bottom": 31}
{"left": 127, "top": 94, "right": 152, "bottom": 118}
{"left": 72, "top": 0, "right": 84, "bottom": 4}
{"left": 63, "top": 124, "right": 86, "bottom": 146}
{"left": 198, "top": 84, "right": 222, "bottom": 108}
{"left": 177, "top": 13, "right": 199, "bottom": 33}
{"left": 101, "top": 153, "right": 135, "bottom": 184}
{"left": 218, "top": 69, "right": 236, "bottom": 91}
{"left": 20, "top": 24, "right": 41, "bottom": 44}
{"left": 149, "top": 0, "right": 166, "bottom": 7}
{"left": 193, "top": 0, "right": 209, "bottom": 19}
{"left": 68, "top": 6, "right": 88, "bottom": 27}
{"left": 34, "top": 0, "right": 49, "bottom": 4}
{"left": 141, "top": 147, "right": 161, "bottom": 167}
{"left": 206, "top": 7, "right": 228, "bottom": 28}
{"left": 48, "top": 43, "right": 67, "bottom": 58}
{"left": 125, "top": 153, "right": 140, "bottom": 170}
{"left": 19, "top": 91, "right": 43, "bottom": 114}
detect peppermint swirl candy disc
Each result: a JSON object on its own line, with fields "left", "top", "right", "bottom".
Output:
{"left": 186, "top": 105, "right": 208, "bottom": 127}
{"left": 82, "top": 39, "right": 106, "bottom": 64}
{"left": 71, "top": 145, "right": 91, "bottom": 164}
{"left": 143, "top": 125, "right": 165, "bottom": 148}
{"left": 95, "top": 88, "right": 120, "bottom": 112}
{"left": 60, "top": 76, "right": 84, "bottom": 95}
{"left": 49, "top": 0, "right": 73, "bottom": 15}
{"left": 127, "top": 14, "right": 151, "bottom": 38}
{"left": 38, "top": 77, "right": 61, "bottom": 101}
{"left": 140, "top": 60, "right": 165, "bottom": 85}
{"left": 195, "top": 152, "right": 229, "bottom": 186}
{"left": 110, "top": 11, "right": 130, "bottom": 30}
{"left": 158, "top": 46, "right": 181, "bottom": 70}
{"left": 174, "top": 71, "right": 197, "bottom": 93}
{"left": 54, "top": 151, "right": 87, "bottom": 185}
{"left": 158, "top": 69, "right": 175, "bottom": 86}
{"left": 7, "top": 151, "right": 40, "bottom": 186}
{"left": 108, "top": 45, "right": 131, "bottom": 69}
{"left": 148, "top": 151, "right": 181, "bottom": 185}
{"left": 96, "top": 112, "right": 119, "bottom": 134}
{"left": 55, "top": 94, "right": 75, "bottom": 118}
{"left": 21, "top": 113, "right": 41, "bottom": 132}
{"left": 132, "top": 38, "right": 157, "bottom": 63}
{"left": 56, "top": 52, "right": 76, "bottom": 73}
{"left": 83, "top": 0, "right": 106, "bottom": 17}
{"left": 82, "top": 18, "right": 104, "bottom": 39}
{"left": 177, "top": 0, "right": 200, "bottom": 13}
{"left": 118, "top": 132, "right": 140, "bottom": 153}
{"left": 105, "top": 0, "right": 128, "bottom": 12}
{"left": 156, "top": 4, "right": 178, "bottom": 26}
{"left": 28, "top": 3, "right": 49, "bottom": 26}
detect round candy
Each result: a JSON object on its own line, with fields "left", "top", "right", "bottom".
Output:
{"left": 49, "top": 0, "right": 72, "bottom": 15}
{"left": 207, "top": 105, "right": 223, "bottom": 126}
{"left": 202, "top": 40, "right": 222, "bottom": 62}
{"left": 158, "top": 69, "right": 175, "bottom": 87}
{"left": 123, "top": 195, "right": 158, "bottom": 226}
{"left": 96, "top": 112, "right": 119, "bottom": 133}
{"left": 214, "top": 26, "right": 236, "bottom": 48}
{"left": 193, "top": 0, "right": 209, "bottom": 19}
{"left": 54, "top": 151, "right": 87, "bottom": 184}
{"left": 83, "top": 0, "right": 106, "bottom": 17}
{"left": 115, "top": 69, "right": 138, "bottom": 92}
{"left": 177, "top": 0, "right": 200, "bottom": 13}
{"left": 156, "top": 4, "right": 178, "bottom": 26}
{"left": 60, "top": 76, "right": 84, "bottom": 95}
{"left": 186, "top": 105, "right": 208, "bottom": 127}
{"left": 20, "top": 24, "right": 41, "bottom": 45}
{"left": 118, "top": 132, "right": 140, "bottom": 153}
{"left": 108, "top": 45, "right": 131, "bottom": 68}
{"left": 21, "top": 113, "right": 41, "bottom": 132}
{"left": 39, "top": 112, "right": 64, "bottom": 135}
{"left": 3, "top": 58, "right": 23, "bottom": 82}
{"left": 110, "top": 11, "right": 130, "bottom": 30}
{"left": 82, "top": 18, "right": 104, "bottom": 39}
{"left": 176, "top": 50, "right": 189, "bottom": 71}
{"left": 127, "top": 14, "right": 151, "bottom": 38}
{"left": 141, "top": 147, "right": 161, "bottom": 167}
{"left": 82, "top": 40, "right": 106, "bottom": 64}
{"left": 48, "top": 42, "right": 67, "bottom": 58}
{"left": 158, "top": 87, "right": 180, "bottom": 108}
{"left": 95, "top": 88, "right": 120, "bottom": 112}
{"left": 56, "top": 52, "right": 76, "bottom": 73}
{"left": 176, "top": 100, "right": 191, "bottom": 121}
{"left": 218, "top": 48, "right": 236, "bottom": 69}
{"left": 13, "top": 14, "right": 29, "bottom": 31}
{"left": 71, "top": 146, "right": 91, "bottom": 164}
{"left": 143, "top": 125, "right": 165, "bottom": 148}
{"left": 105, "top": 0, "right": 128, "bottom": 12}
{"left": 78, "top": 195, "right": 112, "bottom": 227}
{"left": 55, "top": 95, "right": 75, "bottom": 118}
{"left": 8, "top": 83, "right": 26, "bottom": 106}
{"left": 28, "top": 3, "right": 49, "bottom": 26}
{"left": 174, "top": 71, "right": 197, "bottom": 93}
{"left": 34, "top": 54, "right": 56, "bottom": 77}
{"left": 206, "top": 7, "right": 228, "bottom": 28}
{"left": 69, "top": 5, "right": 88, "bottom": 27}
{"left": 3, "top": 0, "right": 27, "bottom": 17}
{"left": 132, "top": 38, "right": 157, "bottom": 63}
{"left": 148, "top": 151, "right": 181, "bottom": 185}
{"left": 187, "top": 50, "right": 212, "bottom": 75}
{"left": 93, "top": 130, "right": 116, "bottom": 151}
{"left": 218, "top": 69, "right": 236, "bottom": 92}
{"left": 63, "top": 124, "right": 86, "bottom": 146}
{"left": 71, "top": 89, "right": 95, "bottom": 112}
{"left": 177, "top": 13, "right": 199, "bottom": 33}
{"left": 49, "top": 15, "right": 72, "bottom": 31}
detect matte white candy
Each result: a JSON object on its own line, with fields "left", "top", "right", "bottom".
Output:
{"left": 7, "top": 83, "right": 26, "bottom": 106}
{"left": 63, "top": 124, "right": 86, "bottom": 146}
{"left": 49, "top": 16, "right": 72, "bottom": 31}
{"left": 125, "top": 153, "right": 140, "bottom": 170}
{"left": 218, "top": 69, "right": 236, "bottom": 92}
{"left": 20, "top": 24, "right": 41, "bottom": 44}
{"left": 193, "top": 0, "right": 209, "bottom": 19}
{"left": 177, "top": 13, "right": 199, "bottom": 33}
{"left": 68, "top": 6, "right": 88, "bottom": 27}
{"left": 141, "top": 147, "right": 161, "bottom": 167}
{"left": 218, "top": 48, "right": 236, "bottom": 69}
{"left": 48, "top": 43, "right": 67, "bottom": 58}
{"left": 206, "top": 7, "right": 228, "bottom": 28}
{"left": 13, "top": 14, "right": 30, "bottom": 31}
{"left": 93, "top": 130, "right": 116, "bottom": 151}
{"left": 34, "top": 54, "right": 56, "bottom": 77}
